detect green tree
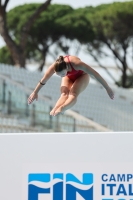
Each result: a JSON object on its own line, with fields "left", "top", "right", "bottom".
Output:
{"left": 54, "top": 9, "right": 95, "bottom": 55}
{"left": 3, "top": 3, "right": 73, "bottom": 70}
{"left": 0, "top": 0, "right": 51, "bottom": 67}
{"left": 2, "top": 4, "right": 95, "bottom": 70}
{"left": 26, "top": 4, "right": 94, "bottom": 67}
{"left": 0, "top": 46, "right": 13, "bottom": 64}
{"left": 27, "top": 4, "right": 73, "bottom": 70}
{"left": 116, "top": 74, "right": 133, "bottom": 88}
{"left": 84, "top": 2, "right": 133, "bottom": 88}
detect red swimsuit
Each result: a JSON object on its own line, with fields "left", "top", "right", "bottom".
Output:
{"left": 64, "top": 55, "right": 84, "bottom": 82}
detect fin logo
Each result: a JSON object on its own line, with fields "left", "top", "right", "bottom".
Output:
{"left": 28, "top": 173, "right": 93, "bottom": 200}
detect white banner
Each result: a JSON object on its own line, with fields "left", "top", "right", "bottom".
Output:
{"left": 0, "top": 132, "right": 133, "bottom": 200}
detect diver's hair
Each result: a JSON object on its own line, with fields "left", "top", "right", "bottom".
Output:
{"left": 54, "top": 56, "right": 67, "bottom": 72}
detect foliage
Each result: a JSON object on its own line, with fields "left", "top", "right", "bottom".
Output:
{"left": 0, "top": 0, "right": 51, "bottom": 67}
{"left": 1, "top": 2, "right": 133, "bottom": 87}
{"left": 55, "top": 9, "right": 95, "bottom": 43}
{"left": 7, "top": 4, "right": 73, "bottom": 41}
{"left": 83, "top": 2, "right": 133, "bottom": 88}
{"left": 0, "top": 46, "right": 14, "bottom": 65}
{"left": 6, "top": 4, "right": 74, "bottom": 66}
{"left": 116, "top": 74, "right": 133, "bottom": 88}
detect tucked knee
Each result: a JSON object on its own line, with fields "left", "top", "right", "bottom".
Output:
{"left": 69, "top": 92, "right": 78, "bottom": 98}
{"left": 61, "top": 92, "right": 69, "bottom": 98}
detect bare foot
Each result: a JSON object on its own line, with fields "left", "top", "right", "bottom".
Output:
{"left": 50, "top": 108, "right": 56, "bottom": 116}
{"left": 54, "top": 106, "right": 64, "bottom": 116}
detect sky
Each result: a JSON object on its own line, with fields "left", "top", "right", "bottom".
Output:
{"left": 6, "top": 0, "right": 129, "bottom": 10}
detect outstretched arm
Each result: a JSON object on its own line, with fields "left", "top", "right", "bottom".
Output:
{"left": 28, "top": 62, "right": 55, "bottom": 104}
{"left": 76, "top": 61, "right": 114, "bottom": 99}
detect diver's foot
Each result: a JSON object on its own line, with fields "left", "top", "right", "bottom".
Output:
{"left": 54, "top": 106, "right": 65, "bottom": 116}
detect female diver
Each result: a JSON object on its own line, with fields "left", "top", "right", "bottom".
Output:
{"left": 28, "top": 55, "right": 114, "bottom": 116}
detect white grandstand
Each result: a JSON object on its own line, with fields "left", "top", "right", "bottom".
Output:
{"left": 0, "top": 63, "right": 133, "bottom": 132}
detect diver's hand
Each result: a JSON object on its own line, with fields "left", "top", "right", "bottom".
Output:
{"left": 106, "top": 86, "right": 114, "bottom": 100}
{"left": 28, "top": 91, "right": 38, "bottom": 105}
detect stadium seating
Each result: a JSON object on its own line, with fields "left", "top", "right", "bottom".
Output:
{"left": 0, "top": 63, "right": 132, "bottom": 132}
